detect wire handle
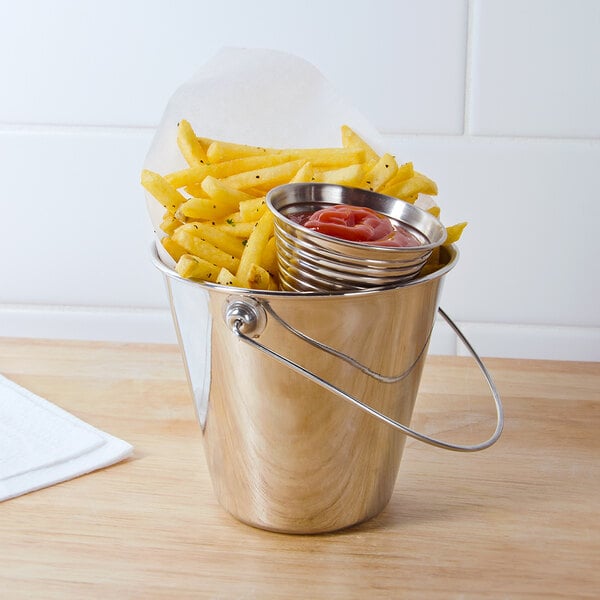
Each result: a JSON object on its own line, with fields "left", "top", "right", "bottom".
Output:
{"left": 224, "top": 298, "right": 503, "bottom": 452}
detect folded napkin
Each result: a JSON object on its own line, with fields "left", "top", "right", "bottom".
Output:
{"left": 0, "top": 374, "right": 133, "bottom": 502}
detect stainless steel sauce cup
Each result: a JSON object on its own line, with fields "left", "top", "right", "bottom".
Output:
{"left": 267, "top": 183, "right": 447, "bottom": 292}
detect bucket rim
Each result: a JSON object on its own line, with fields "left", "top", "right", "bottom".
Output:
{"left": 150, "top": 240, "right": 459, "bottom": 298}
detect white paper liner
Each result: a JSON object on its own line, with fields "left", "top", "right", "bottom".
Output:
{"left": 142, "top": 47, "right": 436, "bottom": 269}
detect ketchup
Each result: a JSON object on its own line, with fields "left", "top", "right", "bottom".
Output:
{"left": 292, "top": 205, "right": 422, "bottom": 248}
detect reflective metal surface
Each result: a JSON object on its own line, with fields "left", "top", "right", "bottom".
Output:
{"left": 152, "top": 243, "right": 502, "bottom": 533}
{"left": 267, "top": 183, "right": 447, "bottom": 291}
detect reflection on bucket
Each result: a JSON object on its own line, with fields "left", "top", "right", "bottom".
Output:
{"left": 152, "top": 239, "right": 503, "bottom": 534}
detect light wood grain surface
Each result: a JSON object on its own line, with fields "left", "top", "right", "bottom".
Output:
{"left": 1, "top": 337, "right": 598, "bottom": 599}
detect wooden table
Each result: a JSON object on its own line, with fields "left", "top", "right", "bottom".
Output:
{"left": 1, "top": 338, "right": 598, "bottom": 599}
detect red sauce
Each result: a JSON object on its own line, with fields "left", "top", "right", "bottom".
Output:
{"left": 291, "top": 205, "right": 422, "bottom": 248}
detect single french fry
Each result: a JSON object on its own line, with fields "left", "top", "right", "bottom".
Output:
{"left": 340, "top": 124, "right": 380, "bottom": 163}
{"left": 178, "top": 196, "right": 236, "bottom": 221}
{"left": 363, "top": 153, "right": 398, "bottom": 191}
{"left": 286, "top": 148, "right": 364, "bottom": 168}
{"left": 290, "top": 162, "right": 316, "bottom": 183}
{"left": 159, "top": 212, "right": 183, "bottom": 236}
{"left": 216, "top": 220, "right": 258, "bottom": 238}
{"left": 386, "top": 173, "right": 438, "bottom": 200}
{"left": 177, "top": 120, "right": 209, "bottom": 167}
{"left": 361, "top": 158, "right": 378, "bottom": 174}
{"left": 206, "top": 140, "right": 270, "bottom": 162}
{"left": 201, "top": 175, "right": 254, "bottom": 204}
{"left": 161, "top": 236, "right": 187, "bottom": 262}
{"left": 175, "top": 254, "right": 220, "bottom": 281}
{"left": 317, "top": 163, "right": 364, "bottom": 186}
{"left": 380, "top": 162, "right": 414, "bottom": 195}
{"left": 444, "top": 222, "right": 467, "bottom": 245}
{"left": 221, "top": 211, "right": 244, "bottom": 224}
{"left": 176, "top": 222, "right": 246, "bottom": 258}
{"left": 141, "top": 169, "right": 187, "bottom": 214}
{"left": 165, "top": 165, "right": 210, "bottom": 189}
{"left": 247, "top": 263, "right": 272, "bottom": 290}
{"left": 183, "top": 183, "right": 206, "bottom": 197}
{"left": 216, "top": 267, "right": 242, "bottom": 287}
{"left": 237, "top": 211, "right": 275, "bottom": 286}
{"left": 172, "top": 229, "right": 240, "bottom": 272}
{"left": 240, "top": 187, "right": 269, "bottom": 197}
{"left": 261, "top": 236, "right": 278, "bottom": 275}
{"left": 220, "top": 159, "right": 306, "bottom": 191}
{"left": 239, "top": 197, "right": 267, "bottom": 222}
{"left": 210, "top": 153, "right": 295, "bottom": 178}
{"left": 414, "top": 172, "right": 438, "bottom": 195}
{"left": 427, "top": 205, "right": 441, "bottom": 218}
{"left": 207, "top": 139, "right": 365, "bottom": 168}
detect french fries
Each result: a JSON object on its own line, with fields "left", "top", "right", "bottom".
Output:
{"left": 142, "top": 122, "right": 465, "bottom": 288}
{"left": 177, "top": 119, "right": 208, "bottom": 167}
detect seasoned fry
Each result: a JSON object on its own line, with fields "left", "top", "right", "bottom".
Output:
{"left": 239, "top": 198, "right": 267, "bottom": 222}
{"left": 426, "top": 205, "right": 441, "bottom": 218}
{"left": 206, "top": 140, "right": 270, "bottom": 162}
{"left": 160, "top": 212, "right": 182, "bottom": 236}
{"left": 221, "top": 159, "right": 306, "bottom": 191}
{"left": 247, "top": 263, "right": 272, "bottom": 290}
{"left": 316, "top": 163, "right": 364, "bottom": 186}
{"left": 161, "top": 236, "right": 187, "bottom": 262}
{"left": 177, "top": 119, "right": 209, "bottom": 166}
{"left": 201, "top": 175, "right": 254, "bottom": 204}
{"left": 385, "top": 173, "right": 438, "bottom": 200}
{"left": 340, "top": 124, "right": 379, "bottom": 163}
{"left": 207, "top": 139, "right": 364, "bottom": 168}
{"left": 380, "top": 162, "right": 414, "bottom": 195}
{"left": 175, "top": 254, "right": 220, "bottom": 281}
{"left": 165, "top": 165, "right": 210, "bottom": 189}
{"left": 444, "top": 222, "right": 468, "bottom": 245}
{"left": 216, "top": 220, "right": 259, "bottom": 238}
{"left": 141, "top": 169, "right": 187, "bottom": 214}
{"left": 363, "top": 153, "right": 398, "bottom": 191}
{"left": 177, "top": 196, "right": 237, "bottom": 221}
{"left": 216, "top": 267, "right": 242, "bottom": 287}
{"left": 209, "top": 153, "right": 295, "bottom": 178}
{"left": 290, "top": 162, "right": 315, "bottom": 183}
{"left": 236, "top": 211, "right": 274, "bottom": 287}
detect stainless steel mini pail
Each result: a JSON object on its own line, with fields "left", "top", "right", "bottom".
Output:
{"left": 152, "top": 243, "right": 503, "bottom": 534}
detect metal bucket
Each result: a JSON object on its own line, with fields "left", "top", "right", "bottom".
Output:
{"left": 151, "top": 241, "right": 503, "bottom": 534}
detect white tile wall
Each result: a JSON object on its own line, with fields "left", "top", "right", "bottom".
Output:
{"left": 0, "top": 129, "right": 163, "bottom": 307}
{"left": 1, "top": 0, "right": 599, "bottom": 361}
{"left": 469, "top": 0, "right": 600, "bottom": 138}
{"left": 0, "top": 0, "right": 467, "bottom": 134}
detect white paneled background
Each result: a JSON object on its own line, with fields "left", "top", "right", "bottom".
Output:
{"left": 0, "top": 0, "right": 598, "bottom": 361}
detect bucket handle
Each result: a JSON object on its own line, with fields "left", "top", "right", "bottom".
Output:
{"left": 224, "top": 299, "right": 504, "bottom": 452}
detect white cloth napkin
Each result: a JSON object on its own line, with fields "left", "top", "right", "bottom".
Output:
{"left": 0, "top": 374, "right": 133, "bottom": 502}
